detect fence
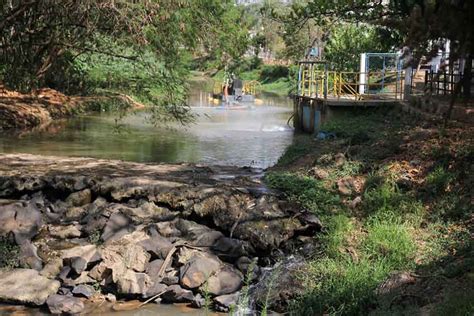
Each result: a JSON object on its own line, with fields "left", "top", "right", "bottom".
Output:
{"left": 297, "top": 70, "right": 405, "bottom": 100}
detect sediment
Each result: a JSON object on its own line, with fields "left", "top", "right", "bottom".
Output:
{"left": 0, "top": 154, "right": 319, "bottom": 313}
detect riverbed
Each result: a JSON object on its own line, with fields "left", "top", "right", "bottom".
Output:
{"left": 0, "top": 91, "right": 293, "bottom": 169}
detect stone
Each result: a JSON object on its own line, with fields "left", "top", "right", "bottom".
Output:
{"left": 105, "top": 293, "right": 117, "bottom": 303}
{"left": 154, "top": 221, "right": 181, "bottom": 237}
{"left": 88, "top": 262, "right": 110, "bottom": 281}
{"left": 311, "top": 167, "right": 329, "bottom": 180}
{"left": 162, "top": 284, "right": 194, "bottom": 303}
{"left": 0, "top": 269, "right": 60, "bottom": 305}
{"left": 143, "top": 282, "right": 167, "bottom": 299}
{"left": 139, "top": 235, "right": 173, "bottom": 259}
{"left": 63, "top": 271, "right": 96, "bottom": 286}
{"left": 213, "top": 236, "right": 250, "bottom": 259}
{"left": 62, "top": 244, "right": 101, "bottom": 274}
{"left": 65, "top": 206, "right": 88, "bottom": 221}
{"left": 204, "top": 265, "right": 243, "bottom": 296}
{"left": 334, "top": 153, "right": 346, "bottom": 167}
{"left": 102, "top": 243, "right": 150, "bottom": 273}
{"left": 49, "top": 224, "right": 82, "bottom": 239}
{"left": 19, "top": 241, "right": 43, "bottom": 270}
{"left": 176, "top": 219, "right": 224, "bottom": 247}
{"left": 46, "top": 294, "right": 84, "bottom": 315}
{"left": 146, "top": 259, "right": 165, "bottom": 277}
{"left": 190, "top": 293, "right": 205, "bottom": 308}
{"left": 115, "top": 270, "right": 151, "bottom": 295}
{"left": 41, "top": 258, "right": 64, "bottom": 279}
{"left": 162, "top": 275, "right": 179, "bottom": 286}
{"left": 101, "top": 212, "right": 133, "bottom": 242}
{"left": 337, "top": 176, "right": 365, "bottom": 197}
{"left": 350, "top": 196, "right": 362, "bottom": 209}
{"left": 179, "top": 252, "right": 221, "bottom": 289}
{"left": 0, "top": 201, "right": 42, "bottom": 244}
{"left": 214, "top": 292, "right": 240, "bottom": 312}
{"left": 66, "top": 189, "right": 92, "bottom": 207}
{"left": 376, "top": 272, "right": 416, "bottom": 296}
{"left": 235, "top": 256, "right": 259, "bottom": 280}
{"left": 72, "top": 284, "right": 95, "bottom": 298}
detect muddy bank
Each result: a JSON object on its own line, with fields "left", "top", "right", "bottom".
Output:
{"left": 0, "top": 87, "right": 85, "bottom": 130}
{"left": 0, "top": 154, "right": 319, "bottom": 313}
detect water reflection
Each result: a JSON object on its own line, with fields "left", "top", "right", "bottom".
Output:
{"left": 0, "top": 90, "right": 294, "bottom": 168}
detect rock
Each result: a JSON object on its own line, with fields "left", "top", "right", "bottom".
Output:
{"left": 232, "top": 218, "right": 301, "bottom": 251}
{"left": 310, "top": 167, "right": 329, "bottom": 180}
{"left": 62, "top": 244, "right": 101, "bottom": 274}
{"left": 63, "top": 271, "right": 96, "bottom": 286}
{"left": 162, "top": 284, "right": 194, "bottom": 303}
{"left": 102, "top": 243, "right": 150, "bottom": 273}
{"left": 154, "top": 221, "right": 181, "bottom": 238}
{"left": 88, "top": 262, "right": 110, "bottom": 281}
{"left": 376, "top": 272, "right": 416, "bottom": 296}
{"left": 190, "top": 293, "right": 205, "bottom": 308}
{"left": 334, "top": 153, "right": 346, "bottom": 167}
{"left": 19, "top": 241, "right": 43, "bottom": 270}
{"left": 66, "top": 189, "right": 92, "bottom": 207}
{"left": 146, "top": 259, "right": 165, "bottom": 277}
{"left": 179, "top": 252, "right": 221, "bottom": 289}
{"left": 162, "top": 275, "right": 179, "bottom": 286}
{"left": 350, "top": 196, "right": 362, "bottom": 209}
{"left": 143, "top": 282, "right": 167, "bottom": 299}
{"left": 175, "top": 219, "right": 224, "bottom": 247}
{"left": 204, "top": 265, "right": 242, "bottom": 296}
{"left": 211, "top": 237, "right": 251, "bottom": 261}
{"left": 337, "top": 176, "right": 364, "bottom": 196}
{"left": 101, "top": 212, "right": 133, "bottom": 242}
{"left": 46, "top": 294, "right": 84, "bottom": 315}
{"left": 236, "top": 256, "right": 259, "bottom": 280}
{"left": 41, "top": 258, "right": 64, "bottom": 279}
{"left": 105, "top": 293, "right": 116, "bottom": 303}
{"left": 115, "top": 270, "right": 151, "bottom": 295}
{"left": 72, "top": 284, "right": 95, "bottom": 298}
{"left": 214, "top": 292, "right": 240, "bottom": 312}
{"left": 139, "top": 235, "right": 173, "bottom": 259}
{"left": 0, "top": 201, "right": 42, "bottom": 244}
{"left": 65, "top": 206, "right": 88, "bottom": 221}
{"left": 49, "top": 224, "right": 82, "bottom": 239}
{"left": 0, "top": 269, "right": 60, "bottom": 305}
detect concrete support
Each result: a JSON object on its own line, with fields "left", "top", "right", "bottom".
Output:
{"left": 359, "top": 53, "right": 367, "bottom": 94}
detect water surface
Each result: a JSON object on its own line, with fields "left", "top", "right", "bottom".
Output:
{"left": 0, "top": 90, "right": 293, "bottom": 169}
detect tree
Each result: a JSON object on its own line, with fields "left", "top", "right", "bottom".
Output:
{"left": 0, "top": 0, "right": 250, "bottom": 123}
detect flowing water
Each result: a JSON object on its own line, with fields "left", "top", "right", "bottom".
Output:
{"left": 0, "top": 89, "right": 293, "bottom": 169}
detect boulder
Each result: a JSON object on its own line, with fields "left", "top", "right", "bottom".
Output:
{"left": 46, "top": 294, "right": 84, "bottom": 315}
{"left": 115, "top": 270, "right": 151, "bottom": 295}
{"left": 40, "top": 258, "right": 64, "bottom": 279}
{"left": 145, "top": 259, "right": 165, "bottom": 277}
{"left": 72, "top": 284, "right": 95, "bottom": 298}
{"left": 65, "top": 206, "right": 88, "bottom": 221}
{"left": 0, "top": 201, "right": 42, "bottom": 244}
{"left": 139, "top": 235, "right": 173, "bottom": 259}
{"left": 211, "top": 237, "right": 251, "bottom": 261}
{"left": 203, "top": 265, "right": 243, "bottom": 296}
{"left": 49, "top": 224, "right": 82, "bottom": 239}
{"left": 143, "top": 282, "right": 167, "bottom": 299}
{"left": 179, "top": 252, "right": 221, "bottom": 289}
{"left": 62, "top": 244, "right": 101, "bottom": 274}
{"left": 175, "top": 219, "right": 224, "bottom": 247}
{"left": 66, "top": 189, "right": 92, "bottom": 207}
{"left": 214, "top": 292, "right": 240, "bottom": 312}
{"left": 19, "top": 241, "right": 43, "bottom": 270}
{"left": 101, "top": 212, "right": 133, "bottom": 242}
{"left": 154, "top": 221, "right": 181, "bottom": 238}
{"left": 0, "top": 269, "right": 60, "bottom": 305}
{"left": 161, "top": 284, "right": 194, "bottom": 303}
{"left": 101, "top": 243, "right": 150, "bottom": 273}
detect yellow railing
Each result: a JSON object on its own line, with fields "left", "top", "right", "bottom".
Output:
{"left": 213, "top": 80, "right": 260, "bottom": 96}
{"left": 298, "top": 70, "right": 404, "bottom": 100}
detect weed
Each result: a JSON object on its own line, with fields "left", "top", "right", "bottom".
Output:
{"left": 424, "top": 166, "right": 455, "bottom": 195}
{"left": 265, "top": 172, "right": 341, "bottom": 215}
{"left": 0, "top": 236, "right": 22, "bottom": 269}
{"left": 276, "top": 135, "right": 314, "bottom": 166}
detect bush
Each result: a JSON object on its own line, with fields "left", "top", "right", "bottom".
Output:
{"left": 259, "top": 65, "right": 289, "bottom": 83}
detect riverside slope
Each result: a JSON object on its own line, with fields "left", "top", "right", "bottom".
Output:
{"left": 0, "top": 154, "right": 319, "bottom": 313}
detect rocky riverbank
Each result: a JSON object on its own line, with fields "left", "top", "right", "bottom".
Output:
{"left": 0, "top": 154, "right": 319, "bottom": 314}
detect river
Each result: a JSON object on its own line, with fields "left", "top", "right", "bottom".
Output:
{"left": 0, "top": 88, "right": 294, "bottom": 169}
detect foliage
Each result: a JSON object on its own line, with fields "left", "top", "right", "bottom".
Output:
{"left": 0, "top": 236, "right": 22, "bottom": 269}
{"left": 0, "top": 0, "right": 250, "bottom": 123}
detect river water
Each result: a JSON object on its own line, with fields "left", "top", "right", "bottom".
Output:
{"left": 0, "top": 89, "right": 294, "bottom": 169}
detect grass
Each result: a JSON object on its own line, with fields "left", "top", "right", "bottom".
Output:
{"left": 264, "top": 109, "right": 473, "bottom": 315}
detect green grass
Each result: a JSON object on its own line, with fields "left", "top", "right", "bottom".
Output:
{"left": 0, "top": 237, "right": 22, "bottom": 269}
